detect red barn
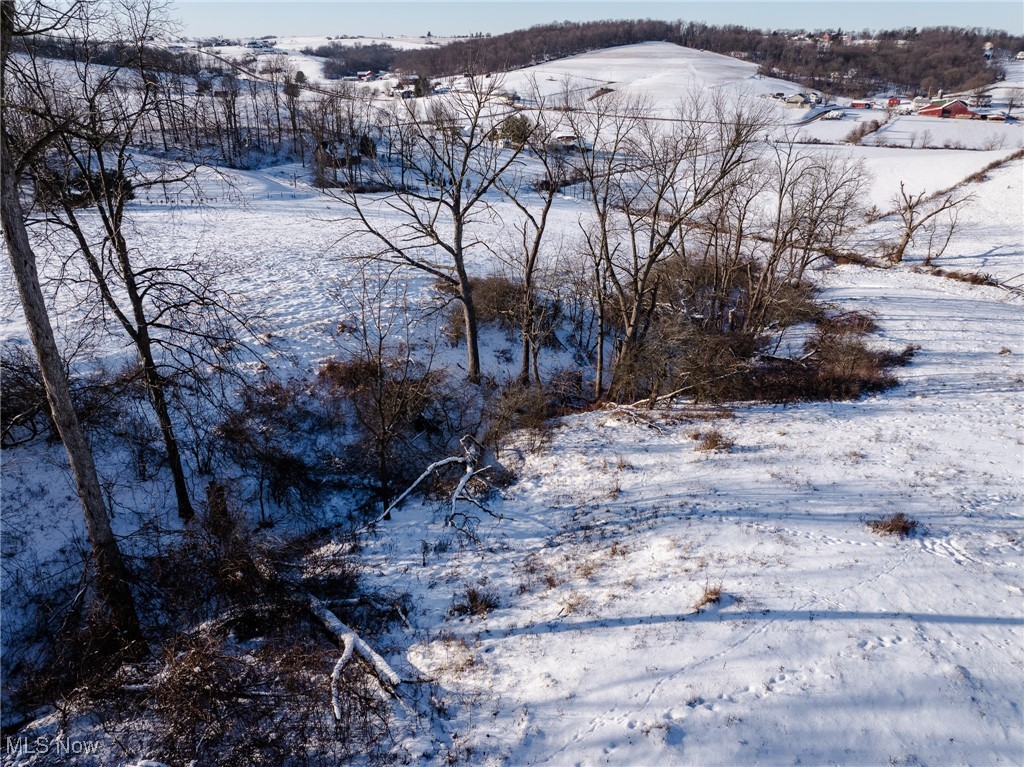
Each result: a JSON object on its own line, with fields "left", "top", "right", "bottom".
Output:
{"left": 918, "top": 99, "right": 974, "bottom": 118}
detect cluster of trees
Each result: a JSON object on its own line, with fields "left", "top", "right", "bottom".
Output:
{"left": 301, "top": 41, "right": 401, "bottom": 79}
{"left": 12, "top": 34, "right": 315, "bottom": 168}
{"left": 1, "top": 5, "right": 425, "bottom": 761}
{"left": 390, "top": 19, "right": 1022, "bottom": 97}
{"left": 2, "top": 0, "right": 260, "bottom": 640}
{"left": 12, "top": 19, "right": 1019, "bottom": 174}
{"left": 752, "top": 27, "right": 1019, "bottom": 96}
{"left": 315, "top": 78, "right": 870, "bottom": 406}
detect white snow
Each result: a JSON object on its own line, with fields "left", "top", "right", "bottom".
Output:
{"left": 2, "top": 41, "right": 1022, "bottom": 766}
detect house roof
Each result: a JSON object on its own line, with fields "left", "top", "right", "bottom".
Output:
{"left": 918, "top": 99, "right": 973, "bottom": 116}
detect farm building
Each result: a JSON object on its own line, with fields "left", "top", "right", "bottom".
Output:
{"left": 917, "top": 99, "right": 975, "bottom": 118}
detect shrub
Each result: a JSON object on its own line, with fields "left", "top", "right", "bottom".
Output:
{"left": 831, "top": 250, "right": 875, "bottom": 267}
{"left": 815, "top": 310, "right": 879, "bottom": 336}
{"left": 694, "top": 579, "right": 723, "bottom": 610}
{"left": 145, "top": 631, "right": 392, "bottom": 766}
{"left": 35, "top": 166, "right": 135, "bottom": 210}
{"left": 868, "top": 512, "right": 918, "bottom": 537}
{"left": 694, "top": 429, "right": 733, "bottom": 452}
{"left": 483, "top": 381, "right": 553, "bottom": 456}
{"left": 438, "top": 274, "right": 524, "bottom": 343}
{"left": 1, "top": 343, "right": 53, "bottom": 447}
{"left": 769, "top": 280, "right": 825, "bottom": 328}
{"left": 498, "top": 113, "right": 532, "bottom": 147}
{"left": 723, "top": 311, "right": 912, "bottom": 403}
{"left": 216, "top": 375, "right": 349, "bottom": 520}
{"left": 449, "top": 585, "right": 500, "bottom": 618}
{"left": 844, "top": 119, "right": 881, "bottom": 145}
{"left": 0, "top": 344, "right": 140, "bottom": 448}
{"left": 677, "top": 330, "right": 759, "bottom": 403}
{"left": 131, "top": 529, "right": 396, "bottom": 765}
{"left": 319, "top": 355, "right": 466, "bottom": 503}
{"left": 925, "top": 267, "right": 1000, "bottom": 287}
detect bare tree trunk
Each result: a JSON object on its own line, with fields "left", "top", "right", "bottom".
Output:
{"left": 0, "top": 132, "right": 141, "bottom": 645}
{"left": 518, "top": 292, "right": 533, "bottom": 386}
{"left": 54, "top": 155, "right": 197, "bottom": 522}
{"left": 111, "top": 228, "right": 196, "bottom": 522}
{"left": 458, "top": 271, "right": 482, "bottom": 384}
{"left": 593, "top": 258, "right": 607, "bottom": 400}
{"left": 138, "top": 334, "right": 195, "bottom": 522}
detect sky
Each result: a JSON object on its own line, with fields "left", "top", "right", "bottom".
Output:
{"left": 169, "top": 1, "right": 1024, "bottom": 39}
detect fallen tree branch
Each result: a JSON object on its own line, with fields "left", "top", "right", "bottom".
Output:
{"left": 309, "top": 596, "right": 402, "bottom": 719}
{"left": 629, "top": 367, "right": 747, "bottom": 409}
{"left": 360, "top": 435, "right": 491, "bottom": 532}
{"left": 446, "top": 441, "right": 479, "bottom": 525}
{"left": 329, "top": 634, "right": 356, "bottom": 720}
{"left": 367, "top": 455, "right": 465, "bottom": 529}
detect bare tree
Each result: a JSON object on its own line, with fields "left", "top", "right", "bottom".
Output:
{"left": 1003, "top": 86, "right": 1023, "bottom": 116}
{"left": 560, "top": 83, "right": 648, "bottom": 398}
{"left": 304, "top": 82, "right": 373, "bottom": 188}
{"left": 887, "top": 181, "right": 974, "bottom": 264}
{"left": 323, "top": 264, "right": 462, "bottom": 504}
{"left": 12, "top": 0, "right": 202, "bottom": 521}
{"left": 340, "top": 75, "right": 529, "bottom": 383}
{"left": 282, "top": 67, "right": 304, "bottom": 161}
{"left": 564, "top": 86, "right": 773, "bottom": 400}
{"left": 1, "top": 0, "right": 141, "bottom": 644}
{"left": 494, "top": 82, "right": 571, "bottom": 386}
{"left": 740, "top": 135, "right": 866, "bottom": 333}
{"left": 780, "top": 147, "right": 865, "bottom": 280}
{"left": 12, "top": 0, "right": 255, "bottom": 522}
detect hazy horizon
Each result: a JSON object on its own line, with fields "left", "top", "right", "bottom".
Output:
{"left": 169, "top": 1, "right": 1024, "bottom": 40}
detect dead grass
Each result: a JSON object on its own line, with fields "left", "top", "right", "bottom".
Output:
{"left": 559, "top": 591, "right": 589, "bottom": 616}
{"left": 449, "top": 585, "right": 500, "bottom": 618}
{"left": 513, "top": 553, "right": 562, "bottom": 594}
{"left": 831, "top": 249, "right": 877, "bottom": 267}
{"left": 687, "top": 406, "right": 736, "bottom": 421}
{"left": 693, "top": 429, "right": 734, "bottom": 452}
{"left": 575, "top": 558, "right": 599, "bottom": 579}
{"left": 434, "top": 630, "right": 478, "bottom": 673}
{"left": 694, "top": 579, "right": 723, "bottom": 610}
{"left": 608, "top": 540, "right": 630, "bottom": 558}
{"left": 867, "top": 512, "right": 919, "bottom": 538}
{"left": 925, "top": 267, "right": 1000, "bottom": 287}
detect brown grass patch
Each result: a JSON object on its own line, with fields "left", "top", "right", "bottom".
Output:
{"left": 867, "top": 512, "right": 918, "bottom": 537}
{"left": 694, "top": 429, "right": 733, "bottom": 452}
{"left": 694, "top": 580, "right": 723, "bottom": 610}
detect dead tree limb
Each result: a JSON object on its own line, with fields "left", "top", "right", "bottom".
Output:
{"left": 308, "top": 596, "right": 402, "bottom": 718}
{"left": 362, "top": 435, "right": 498, "bottom": 532}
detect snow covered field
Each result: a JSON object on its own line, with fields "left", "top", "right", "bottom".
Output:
{"left": 358, "top": 160, "right": 1024, "bottom": 766}
{"left": 2, "top": 42, "right": 1022, "bottom": 766}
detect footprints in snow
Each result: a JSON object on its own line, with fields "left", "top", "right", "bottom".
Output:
{"left": 850, "top": 634, "right": 907, "bottom": 655}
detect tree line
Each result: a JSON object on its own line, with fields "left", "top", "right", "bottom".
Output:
{"left": 392, "top": 20, "right": 1021, "bottom": 97}
{"left": 14, "top": 16, "right": 1023, "bottom": 100}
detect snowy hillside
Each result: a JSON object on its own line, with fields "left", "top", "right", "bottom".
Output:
{"left": 501, "top": 41, "right": 800, "bottom": 115}
{"left": 345, "top": 161, "right": 1024, "bottom": 766}
{"left": 2, "top": 39, "right": 1022, "bottom": 767}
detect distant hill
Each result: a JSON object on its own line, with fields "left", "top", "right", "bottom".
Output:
{"left": 391, "top": 19, "right": 1024, "bottom": 97}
